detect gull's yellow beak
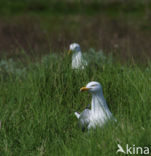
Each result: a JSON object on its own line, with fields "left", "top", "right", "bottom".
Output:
{"left": 68, "top": 49, "right": 72, "bottom": 55}
{"left": 80, "top": 87, "right": 89, "bottom": 92}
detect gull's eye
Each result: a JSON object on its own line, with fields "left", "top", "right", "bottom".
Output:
{"left": 91, "top": 84, "right": 96, "bottom": 87}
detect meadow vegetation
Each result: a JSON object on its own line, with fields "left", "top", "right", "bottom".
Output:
{"left": 0, "top": 0, "right": 151, "bottom": 155}
{"left": 0, "top": 52, "right": 151, "bottom": 155}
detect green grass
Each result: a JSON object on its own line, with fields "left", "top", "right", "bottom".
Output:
{"left": 0, "top": 52, "right": 151, "bottom": 155}
{"left": 0, "top": 0, "right": 151, "bottom": 17}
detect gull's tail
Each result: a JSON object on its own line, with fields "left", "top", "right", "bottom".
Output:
{"left": 74, "top": 112, "right": 80, "bottom": 119}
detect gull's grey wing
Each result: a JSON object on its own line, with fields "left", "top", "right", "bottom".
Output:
{"left": 79, "top": 108, "right": 91, "bottom": 131}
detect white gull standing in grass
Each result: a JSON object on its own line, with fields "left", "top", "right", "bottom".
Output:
{"left": 68, "top": 43, "right": 87, "bottom": 69}
{"left": 75, "top": 81, "right": 116, "bottom": 130}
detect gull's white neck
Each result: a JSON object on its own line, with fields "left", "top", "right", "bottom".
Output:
{"left": 90, "top": 92, "right": 112, "bottom": 127}
{"left": 91, "top": 93, "right": 107, "bottom": 113}
{"left": 72, "top": 50, "right": 82, "bottom": 60}
{"left": 72, "top": 51, "right": 83, "bottom": 69}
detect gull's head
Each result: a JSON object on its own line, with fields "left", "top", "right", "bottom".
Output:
{"left": 68, "top": 43, "right": 81, "bottom": 54}
{"left": 80, "top": 81, "right": 102, "bottom": 94}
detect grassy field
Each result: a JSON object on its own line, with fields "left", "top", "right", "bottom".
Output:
{"left": 0, "top": 0, "right": 151, "bottom": 62}
{"left": 0, "top": 0, "right": 151, "bottom": 155}
{"left": 0, "top": 52, "right": 151, "bottom": 155}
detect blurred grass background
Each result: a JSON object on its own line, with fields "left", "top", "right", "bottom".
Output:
{"left": 0, "top": 0, "right": 151, "bottom": 63}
